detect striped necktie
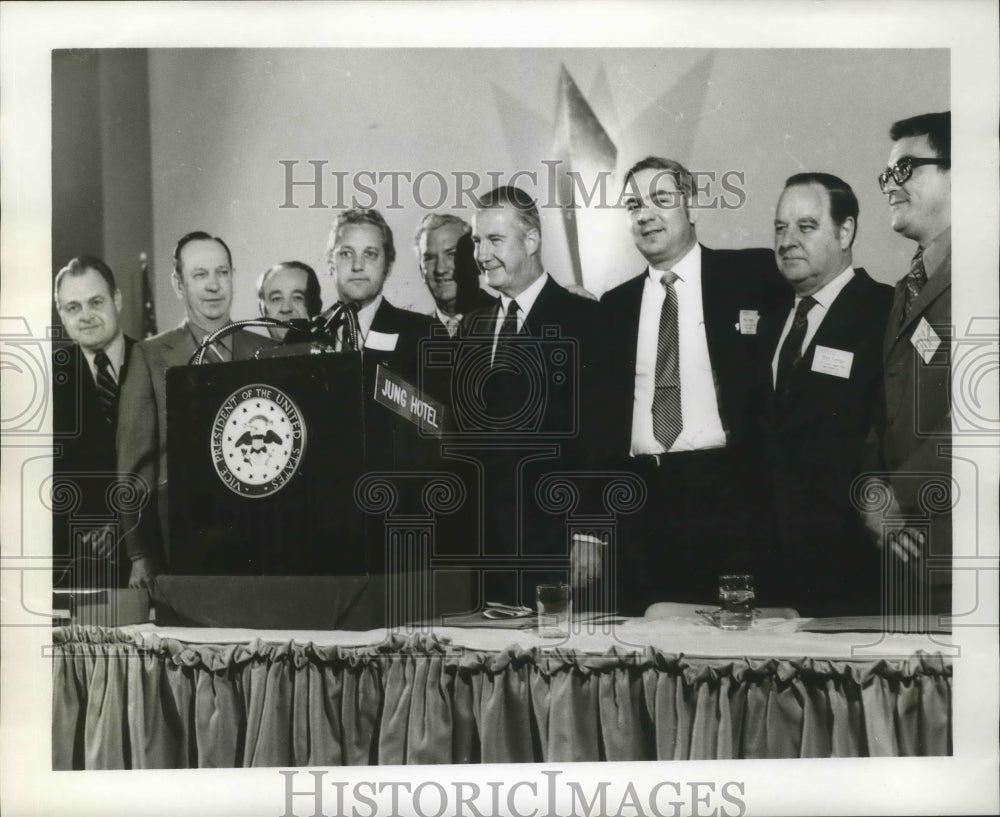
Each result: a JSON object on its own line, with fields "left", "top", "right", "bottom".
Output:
{"left": 93, "top": 349, "right": 119, "bottom": 425}
{"left": 652, "top": 272, "right": 682, "bottom": 449}
{"left": 901, "top": 248, "right": 927, "bottom": 323}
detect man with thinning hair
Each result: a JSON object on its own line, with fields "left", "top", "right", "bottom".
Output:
{"left": 53, "top": 255, "right": 136, "bottom": 587}
{"left": 117, "top": 231, "right": 276, "bottom": 586}
{"left": 457, "top": 186, "right": 600, "bottom": 604}
{"left": 257, "top": 261, "right": 323, "bottom": 340}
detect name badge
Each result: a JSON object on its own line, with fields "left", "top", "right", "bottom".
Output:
{"left": 811, "top": 345, "right": 854, "bottom": 379}
{"left": 738, "top": 310, "right": 759, "bottom": 335}
{"left": 365, "top": 331, "right": 398, "bottom": 352}
{"left": 911, "top": 317, "right": 941, "bottom": 364}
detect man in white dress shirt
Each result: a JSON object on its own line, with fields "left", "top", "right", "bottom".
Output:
{"left": 594, "top": 156, "right": 788, "bottom": 613}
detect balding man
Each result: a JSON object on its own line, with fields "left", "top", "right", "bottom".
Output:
{"left": 53, "top": 256, "right": 136, "bottom": 587}
{"left": 117, "top": 231, "right": 276, "bottom": 586}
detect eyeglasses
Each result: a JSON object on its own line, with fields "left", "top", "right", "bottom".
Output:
{"left": 878, "top": 156, "right": 950, "bottom": 192}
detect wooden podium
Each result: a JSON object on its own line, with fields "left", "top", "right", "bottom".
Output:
{"left": 166, "top": 352, "right": 371, "bottom": 576}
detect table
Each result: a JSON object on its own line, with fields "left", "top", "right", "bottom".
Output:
{"left": 51, "top": 618, "right": 952, "bottom": 768}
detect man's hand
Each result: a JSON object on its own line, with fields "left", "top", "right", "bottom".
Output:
{"left": 128, "top": 557, "right": 155, "bottom": 589}
{"left": 570, "top": 533, "right": 605, "bottom": 587}
{"left": 859, "top": 480, "right": 924, "bottom": 564}
{"left": 566, "top": 283, "right": 598, "bottom": 302}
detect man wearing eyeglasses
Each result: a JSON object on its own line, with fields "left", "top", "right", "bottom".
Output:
{"left": 584, "top": 156, "right": 789, "bottom": 613}
{"left": 863, "top": 111, "right": 952, "bottom": 618}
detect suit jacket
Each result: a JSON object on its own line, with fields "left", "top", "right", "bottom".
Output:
{"left": 867, "top": 245, "right": 952, "bottom": 610}
{"left": 52, "top": 336, "right": 135, "bottom": 585}
{"left": 459, "top": 274, "right": 601, "bottom": 442}
{"left": 597, "top": 245, "right": 788, "bottom": 462}
{"left": 756, "top": 268, "right": 893, "bottom": 614}
{"left": 116, "top": 321, "right": 276, "bottom": 565}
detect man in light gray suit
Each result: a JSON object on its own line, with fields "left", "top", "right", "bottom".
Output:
{"left": 117, "top": 231, "right": 275, "bottom": 586}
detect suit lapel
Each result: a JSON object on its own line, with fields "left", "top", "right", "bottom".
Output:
{"left": 899, "top": 260, "right": 950, "bottom": 335}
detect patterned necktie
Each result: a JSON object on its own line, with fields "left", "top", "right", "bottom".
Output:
{"left": 652, "top": 272, "right": 682, "bottom": 450}
{"left": 93, "top": 349, "right": 119, "bottom": 425}
{"left": 444, "top": 315, "right": 461, "bottom": 338}
{"left": 901, "top": 249, "right": 928, "bottom": 323}
{"left": 775, "top": 295, "right": 817, "bottom": 396}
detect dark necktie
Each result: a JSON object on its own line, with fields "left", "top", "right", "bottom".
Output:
{"left": 775, "top": 295, "right": 817, "bottom": 396}
{"left": 93, "top": 349, "right": 119, "bottom": 425}
{"left": 500, "top": 299, "right": 519, "bottom": 338}
{"left": 652, "top": 272, "right": 682, "bottom": 450}
{"left": 901, "top": 249, "right": 928, "bottom": 323}
{"left": 493, "top": 299, "right": 519, "bottom": 365}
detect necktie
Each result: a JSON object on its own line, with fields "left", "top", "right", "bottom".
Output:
{"left": 775, "top": 295, "right": 817, "bottom": 396}
{"left": 901, "top": 249, "right": 927, "bottom": 323}
{"left": 444, "top": 315, "right": 461, "bottom": 338}
{"left": 93, "top": 349, "right": 119, "bottom": 425}
{"left": 499, "top": 299, "right": 519, "bottom": 338}
{"left": 652, "top": 272, "right": 682, "bottom": 450}
{"left": 493, "top": 299, "right": 519, "bottom": 366}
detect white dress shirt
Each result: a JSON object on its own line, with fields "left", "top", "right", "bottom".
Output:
{"left": 80, "top": 332, "right": 126, "bottom": 384}
{"left": 492, "top": 271, "right": 549, "bottom": 363}
{"left": 630, "top": 243, "right": 727, "bottom": 455}
{"left": 771, "top": 266, "right": 854, "bottom": 386}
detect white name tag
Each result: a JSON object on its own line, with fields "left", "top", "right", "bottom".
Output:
{"left": 738, "top": 310, "right": 759, "bottom": 335}
{"left": 365, "top": 331, "right": 398, "bottom": 352}
{"left": 811, "top": 345, "right": 854, "bottom": 379}
{"left": 911, "top": 317, "right": 941, "bottom": 364}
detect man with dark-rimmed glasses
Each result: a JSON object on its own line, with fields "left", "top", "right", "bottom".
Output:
{"left": 862, "top": 111, "right": 952, "bottom": 622}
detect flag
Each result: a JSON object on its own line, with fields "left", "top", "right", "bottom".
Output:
{"left": 140, "top": 252, "right": 157, "bottom": 338}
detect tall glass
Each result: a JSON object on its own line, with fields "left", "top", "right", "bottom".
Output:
{"left": 718, "top": 573, "right": 755, "bottom": 630}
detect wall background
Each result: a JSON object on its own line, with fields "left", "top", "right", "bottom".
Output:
{"left": 55, "top": 48, "right": 949, "bottom": 334}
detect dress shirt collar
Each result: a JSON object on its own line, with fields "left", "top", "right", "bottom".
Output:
{"left": 647, "top": 241, "right": 701, "bottom": 286}
{"left": 801, "top": 264, "right": 854, "bottom": 311}
{"left": 355, "top": 294, "right": 383, "bottom": 340}
{"left": 921, "top": 226, "right": 950, "bottom": 279}
{"left": 498, "top": 271, "right": 548, "bottom": 321}
{"left": 186, "top": 319, "right": 233, "bottom": 361}
{"left": 80, "top": 331, "right": 126, "bottom": 381}
{"left": 435, "top": 307, "right": 462, "bottom": 336}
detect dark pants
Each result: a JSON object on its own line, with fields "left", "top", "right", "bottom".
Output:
{"left": 616, "top": 447, "right": 769, "bottom": 616}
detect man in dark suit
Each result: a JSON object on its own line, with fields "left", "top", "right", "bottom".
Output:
{"left": 324, "top": 207, "right": 436, "bottom": 390}
{"left": 453, "top": 186, "right": 599, "bottom": 604}
{"left": 590, "top": 156, "right": 789, "bottom": 614}
{"left": 117, "top": 231, "right": 276, "bottom": 586}
{"left": 757, "top": 173, "right": 892, "bottom": 616}
{"left": 862, "top": 112, "right": 952, "bottom": 618}
{"left": 53, "top": 256, "right": 136, "bottom": 588}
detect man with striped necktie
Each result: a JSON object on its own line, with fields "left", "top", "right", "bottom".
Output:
{"left": 591, "top": 157, "right": 789, "bottom": 614}
{"left": 117, "top": 231, "right": 275, "bottom": 586}
{"left": 53, "top": 256, "right": 136, "bottom": 588}
{"left": 862, "top": 112, "right": 953, "bottom": 618}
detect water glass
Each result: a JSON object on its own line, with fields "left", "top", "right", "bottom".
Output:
{"left": 718, "top": 573, "right": 755, "bottom": 630}
{"left": 536, "top": 583, "right": 571, "bottom": 637}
